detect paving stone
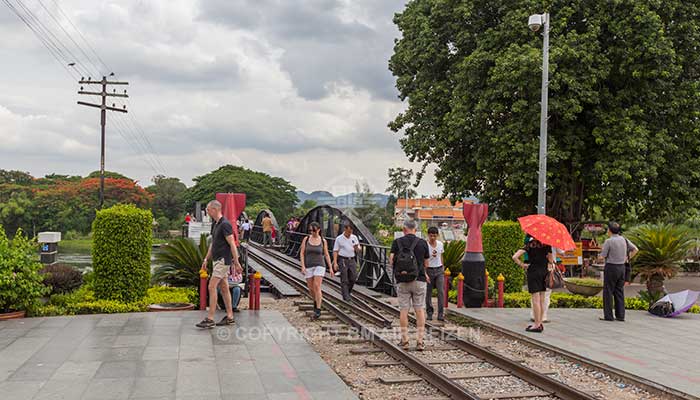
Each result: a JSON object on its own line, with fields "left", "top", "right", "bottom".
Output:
{"left": 95, "top": 360, "right": 142, "bottom": 378}
{"left": 113, "top": 335, "right": 150, "bottom": 348}
{"left": 142, "top": 346, "right": 179, "bottom": 360}
{"left": 34, "top": 379, "right": 89, "bottom": 400}
{"left": 0, "top": 380, "right": 45, "bottom": 400}
{"left": 8, "top": 361, "right": 60, "bottom": 381}
{"left": 141, "top": 360, "right": 179, "bottom": 377}
{"left": 51, "top": 361, "right": 102, "bottom": 381}
{"left": 130, "top": 376, "right": 176, "bottom": 398}
{"left": 81, "top": 377, "right": 135, "bottom": 400}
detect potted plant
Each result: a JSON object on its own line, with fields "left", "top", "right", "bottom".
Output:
{"left": 564, "top": 277, "right": 603, "bottom": 297}
{"left": 0, "top": 228, "right": 49, "bottom": 319}
{"left": 627, "top": 224, "right": 694, "bottom": 297}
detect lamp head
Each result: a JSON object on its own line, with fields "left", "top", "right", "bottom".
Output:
{"left": 528, "top": 14, "right": 543, "bottom": 32}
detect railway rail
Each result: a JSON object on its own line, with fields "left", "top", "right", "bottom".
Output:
{"left": 245, "top": 242, "right": 599, "bottom": 400}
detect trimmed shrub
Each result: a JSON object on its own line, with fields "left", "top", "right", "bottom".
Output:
{"left": 482, "top": 221, "right": 524, "bottom": 293}
{"left": 41, "top": 264, "right": 83, "bottom": 294}
{"left": 0, "top": 227, "right": 49, "bottom": 313}
{"left": 67, "top": 299, "right": 143, "bottom": 315}
{"left": 92, "top": 204, "right": 152, "bottom": 303}
{"left": 142, "top": 286, "right": 198, "bottom": 305}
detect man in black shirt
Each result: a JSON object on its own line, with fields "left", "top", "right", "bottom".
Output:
{"left": 196, "top": 200, "right": 243, "bottom": 328}
{"left": 389, "top": 219, "right": 430, "bottom": 351}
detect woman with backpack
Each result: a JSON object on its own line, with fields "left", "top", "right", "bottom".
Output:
{"left": 300, "top": 222, "right": 333, "bottom": 319}
{"left": 512, "top": 237, "right": 554, "bottom": 333}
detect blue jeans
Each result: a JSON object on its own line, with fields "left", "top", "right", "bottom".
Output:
{"left": 217, "top": 285, "right": 242, "bottom": 310}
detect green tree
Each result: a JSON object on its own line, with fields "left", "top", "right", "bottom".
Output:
{"left": 186, "top": 165, "right": 297, "bottom": 222}
{"left": 245, "top": 201, "right": 272, "bottom": 220}
{"left": 87, "top": 170, "right": 131, "bottom": 180}
{"left": 146, "top": 175, "right": 187, "bottom": 221}
{"left": 293, "top": 199, "right": 317, "bottom": 217}
{"left": 0, "top": 191, "right": 33, "bottom": 237}
{"left": 390, "top": 0, "right": 700, "bottom": 223}
{"left": 386, "top": 167, "right": 417, "bottom": 199}
{"left": 353, "top": 181, "right": 385, "bottom": 233}
{"left": 0, "top": 170, "right": 33, "bottom": 185}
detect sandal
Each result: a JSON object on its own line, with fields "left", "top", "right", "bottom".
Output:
{"left": 399, "top": 340, "right": 410, "bottom": 350}
{"left": 416, "top": 341, "right": 425, "bottom": 352}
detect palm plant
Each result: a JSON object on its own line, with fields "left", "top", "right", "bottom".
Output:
{"left": 627, "top": 224, "right": 693, "bottom": 296}
{"left": 152, "top": 234, "right": 210, "bottom": 287}
{"left": 443, "top": 240, "right": 466, "bottom": 276}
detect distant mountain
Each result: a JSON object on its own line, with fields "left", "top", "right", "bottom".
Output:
{"left": 296, "top": 190, "right": 390, "bottom": 208}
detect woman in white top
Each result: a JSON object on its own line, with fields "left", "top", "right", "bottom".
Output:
{"left": 300, "top": 222, "right": 333, "bottom": 319}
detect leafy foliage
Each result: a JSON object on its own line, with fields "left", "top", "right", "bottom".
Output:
{"left": 386, "top": 167, "right": 417, "bottom": 198}
{"left": 293, "top": 200, "right": 317, "bottom": 218}
{"left": 627, "top": 224, "right": 694, "bottom": 295}
{"left": 443, "top": 239, "right": 466, "bottom": 276}
{"left": 152, "top": 234, "right": 209, "bottom": 287}
{"left": 186, "top": 165, "right": 297, "bottom": 222}
{"left": 565, "top": 277, "right": 603, "bottom": 287}
{"left": 0, "top": 227, "right": 49, "bottom": 312}
{"left": 389, "top": 0, "right": 700, "bottom": 222}
{"left": 146, "top": 175, "right": 187, "bottom": 221}
{"left": 92, "top": 205, "right": 153, "bottom": 302}
{"left": 482, "top": 221, "right": 525, "bottom": 292}
{"left": 40, "top": 264, "right": 83, "bottom": 295}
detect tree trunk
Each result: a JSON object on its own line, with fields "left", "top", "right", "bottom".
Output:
{"left": 646, "top": 273, "right": 666, "bottom": 297}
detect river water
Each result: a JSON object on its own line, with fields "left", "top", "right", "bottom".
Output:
{"left": 57, "top": 250, "right": 163, "bottom": 272}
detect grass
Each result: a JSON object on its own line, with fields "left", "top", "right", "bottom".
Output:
{"left": 565, "top": 277, "right": 604, "bottom": 287}
{"left": 61, "top": 237, "right": 169, "bottom": 254}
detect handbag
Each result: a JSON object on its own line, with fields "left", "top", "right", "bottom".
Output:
{"left": 545, "top": 263, "right": 564, "bottom": 289}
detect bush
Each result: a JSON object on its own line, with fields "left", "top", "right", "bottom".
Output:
{"left": 41, "top": 264, "right": 83, "bottom": 294}
{"left": 92, "top": 204, "right": 153, "bottom": 303}
{"left": 142, "top": 286, "right": 198, "bottom": 305}
{"left": 496, "top": 291, "right": 699, "bottom": 313}
{"left": 482, "top": 221, "right": 524, "bottom": 293}
{"left": 444, "top": 240, "right": 466, "bottom": 276}
{"left": 0, "top": 228, "right": 49, "bottom": 313}
{"left": 565, "top": 277, "right": 603, "bottom": 287}
{"left": 63, "top": 230, "right": 83, "bottom": 241}
{"left": 682, "top": 262, "right": 700, "bottom": 272}
{"left": 67, "top": 299, "right": 143, "bottom": 315}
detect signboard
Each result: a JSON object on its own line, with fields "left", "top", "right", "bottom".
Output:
{"left": 561, "top": 242, "right": 583, "bottom": 265}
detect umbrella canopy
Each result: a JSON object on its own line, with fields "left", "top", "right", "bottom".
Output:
{"left": 658, "top": 290, "right": 700, "bottom": 317}
{"left": 517, "top": 214, "right": 576, "bottom": 251}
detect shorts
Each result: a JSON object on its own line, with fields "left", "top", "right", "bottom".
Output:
{"left": 212, "top": 259, "right": 229, "bottom": 280}
{"left": 304, "top": 266, "right": 326, "bottom": 279}
{"left": 397, "top": 280, "right": 427, "bottom": 310}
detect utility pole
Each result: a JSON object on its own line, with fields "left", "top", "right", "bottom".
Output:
{"left": 77, "top": 76, "right": 128, "bottom": 209}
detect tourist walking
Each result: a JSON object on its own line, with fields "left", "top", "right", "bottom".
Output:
{"left": 300, "top": 222, "right": 333, "bottom": 319}
{"left": 241, "top": 219, "right": 252, "bottom": 241}
{"left": 262, "top": 213, "right": 273, "bottom": 247}
{"left": 333, "top": 223, "right": 361, "bottom": 301}
{"left": 390, "top": 219, "right": 430, "bottom": 350}
{"left": 512, "top": 237, "right": 553, "bottom": 332}
{"left": 425, "top": 227, "right": 445, "bottom": 321}
{"left": 196, "top": 200, "right": 243, "bottom": 328}
{"left": 599, "top": 221, "right": 638, "bottom": 322}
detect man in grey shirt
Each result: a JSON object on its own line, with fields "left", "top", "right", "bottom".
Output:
{"left": 599, "top": 221, "right": 638, "bottom": 321}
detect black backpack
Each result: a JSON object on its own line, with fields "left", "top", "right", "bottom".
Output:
{"left": 394, "top": 237, "right": 420, "bottom": 283}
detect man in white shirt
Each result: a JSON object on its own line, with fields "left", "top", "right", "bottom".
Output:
{"left": 333, "top": 222, "right": 361, "bottom": 301}
{"left": 425, "top": 227, "right": 445, "bottom": 321}
{"left": 240, "top": 219, "right": 251, "bottom": 241}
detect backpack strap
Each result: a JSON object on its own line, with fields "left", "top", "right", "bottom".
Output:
{"left": 408, "top": 237, "right": 420, "bottom": 252}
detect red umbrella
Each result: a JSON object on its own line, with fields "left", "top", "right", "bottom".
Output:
{"left": 517, "top": 214, "right": 576, "bottom": 251}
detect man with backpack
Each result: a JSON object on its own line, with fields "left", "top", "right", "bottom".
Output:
{"left": 390, "top": 219, "right": 430, "bottom": 351}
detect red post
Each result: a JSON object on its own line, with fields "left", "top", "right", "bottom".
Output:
{"left": 483, "top": 270, "right": 490, "bottom": 307}
{"left": 497, "top": 273, "right": 505, "bottom": 308}
{"left": 444, "top": 268, "right": 451, "bottom": 309}
{"left": 253, "top": 271, "right": 262, "bottom": 310}
{"left": 248, "top": 273, "right": 255, "bottom": 309}
{"left": 457, "top": 273, "right": 464, "bottom": 308}
{"left": 199, "top": 269, "right": 208, "bottom": 311}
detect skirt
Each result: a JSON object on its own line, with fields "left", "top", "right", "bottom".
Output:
{"left": 526, "top": 264, "right": 547, "bottom": 294}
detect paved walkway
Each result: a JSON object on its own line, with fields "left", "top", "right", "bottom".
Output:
{"left": 448, "top": 307, "right": 700, "bottom": 399}
{"left": 0, "top": 310, "right": 356, "bottom": 400}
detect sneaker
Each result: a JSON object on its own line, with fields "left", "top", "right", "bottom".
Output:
{"left": 426, "top": 315, "right": 433, "bottom": 321}
{"left": 233, "top": 308, "right": 240, "bottom": 313}
{"left": 196, "top": 318, "right": 215, "bottom": 329}
{"left": 334, "top": 271, "right": 341, "bottom": 277}
{"left": 216, "top": 316, "right": 235, "bottom": 326}
{"left": 314, "top": 308, "right": 321, "bottom": 319}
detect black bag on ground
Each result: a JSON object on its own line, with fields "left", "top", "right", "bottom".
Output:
{"left": 394, "top": 238, "right": 420, "bottom": 283}
{"left": 649, "top": 300, "right": 674, "bottom": 317}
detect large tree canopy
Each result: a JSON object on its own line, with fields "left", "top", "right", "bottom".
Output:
{"left": 389, "top": 0, "right": 700, "bottom": 222}
{"left": 147, "top": 175, "right": 187, "bottom": 221}
{"left": 185, "top": 165, "right": 297, "bottom": 222}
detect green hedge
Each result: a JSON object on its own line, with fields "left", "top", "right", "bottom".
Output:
{"left": 483, "top": 221, "right": 524, "bottom": 293}
{"left": 92, "top": 204, "right": 152, "bottom": 303}
{"left": 0, "top": 228, "right": 49, "bottom": 313}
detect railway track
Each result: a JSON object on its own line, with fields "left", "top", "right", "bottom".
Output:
{"left": 245, "top": 242, "right": 598, "bottom": 400}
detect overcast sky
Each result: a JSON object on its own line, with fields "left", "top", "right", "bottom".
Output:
{"left": 0, "top": 0, "right": 440, "bottom": 196}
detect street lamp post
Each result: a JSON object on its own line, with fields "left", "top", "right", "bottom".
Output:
{"left": 528, "top": 12, "right": 550, "bottom": 215}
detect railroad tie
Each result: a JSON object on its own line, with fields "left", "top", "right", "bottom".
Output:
{"left": 350, "top": 345, "right": 455, "bottom": 354}
{"left": 379, "top": 370, "right": 557, "bottom": 384}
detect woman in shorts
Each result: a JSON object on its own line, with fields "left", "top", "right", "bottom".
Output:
{"left": 512, "top": 237, "right": 553, "bottom": 333}
{"left": 300, "top": 222, "right": 333, "bottom": 319}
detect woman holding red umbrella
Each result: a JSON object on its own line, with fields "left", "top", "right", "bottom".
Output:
{"left": 512, "top": 238, "right": 554, "bottom": 332}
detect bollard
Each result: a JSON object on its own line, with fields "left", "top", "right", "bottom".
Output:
{"left": 483, "top": 270, "right": 490, "bottom": 308}
{"left": 457, "top": 273, "right": 464, "bottom": 308}
{"left": 497, "top": 273, "right": 505, "bottom": 308}
{"left": 444, "top": 268, "right": 451, "bottom": 309}
{"left": 253, "top": 271, "right": 262, "bottom": 310}
{"left": 248, "top": 273, "right": 255, "bottom": 309}
{"left": 199, "top": 269, "right": 209, "bottom": 311}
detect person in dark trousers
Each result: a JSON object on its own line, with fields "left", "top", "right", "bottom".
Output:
{"left": 599, "top": 221, "right": 638, "bottom": 321}
{"left": 300, "top": 222, "right": 333, "bottom": 319}
{"left": 390, "top": 219, "right": 430, "bottom": 350}
{"left": 425, "top": 227, "right": 445, "bottom": 321}
{"left": 196, "top": 200, "right": 243, "bottom": 328}
{"left": 512, "top": 237, "right": 553, "bottom": 333}
{"left": 262, "top": 213, "right": 273, "bottom": 247}
{"left": 333, "top": 223, "right": 361, "bottom": 301}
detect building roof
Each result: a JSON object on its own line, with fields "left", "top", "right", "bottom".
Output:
{"left": 395, "top": 198, "right": 471, "bottom": 210}
{"left": 414, "top": 208, "right": 465, "bottom": 221}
